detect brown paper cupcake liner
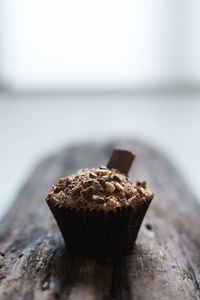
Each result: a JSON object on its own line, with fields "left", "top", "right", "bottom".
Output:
{"left": 47, "top": 198, "right": 152, "bottom": 258}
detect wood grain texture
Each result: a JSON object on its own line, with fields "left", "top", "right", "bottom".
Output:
{"left": 0, "top": 140, "right": 199, "bottom": 300}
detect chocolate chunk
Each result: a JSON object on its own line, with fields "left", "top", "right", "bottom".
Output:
{"left": 93, "top": 181, "right": 103, "bottom": 192}
{"left": 65, "top": 178, "right": 73, "bottom": 186}
{"left": 82, "top": 180, "right": 93, "bottom": 188}
{"left": 107, "top": 149, "right": 135, "bottom": 175}
{"left": 53, "top": 186, "right": 62, "bottom": 193}
{"left": 71, "top": 186, "right": 81, "bottom": 198}
{"left": 110, "top": 174, "right": 122, "bottom": 182}
{"left": 81, "top": 186, "right": 94, "bottom": 199}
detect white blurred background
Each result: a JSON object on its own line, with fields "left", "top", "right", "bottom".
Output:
{"left": 0, "top": 0, "right": 200, "bottom": 219}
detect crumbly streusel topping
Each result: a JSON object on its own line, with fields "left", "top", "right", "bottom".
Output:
{"left": 46, "top": 166, "right": 153, "bottom": 210}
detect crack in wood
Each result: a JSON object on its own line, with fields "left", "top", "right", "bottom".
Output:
{"left": 178, "top": 241, "right": 200, "bottom": 299}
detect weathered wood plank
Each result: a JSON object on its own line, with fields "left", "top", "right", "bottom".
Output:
{"left": 0, "top": 140, "right": 199, "bottom": 299}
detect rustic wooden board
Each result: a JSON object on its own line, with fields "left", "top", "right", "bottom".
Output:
{"left": 0, "top": 140, "right": 200, "bottom": 300}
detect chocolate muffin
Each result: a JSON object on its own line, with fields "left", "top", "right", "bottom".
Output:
{"left": 46, "top": 150, "right": 153, "bottom": 258}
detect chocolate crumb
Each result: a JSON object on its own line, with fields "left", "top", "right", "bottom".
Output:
{"left": 110, "top": 174, "right": 122, "bottom": 182}
{"left": 99, "top": 165, "right": 107, "bottom": 169}
{"left": 46, "top": 166, "right": 153, "bottom": 210}
{"left": 89, "top": 172, "right": 97, "bottom": 178}
{"left": 81, "top": 186, "right": 94, "bottom": 199}
{"left": 93, "top": 181, "right": 103, "bottom": 192}
{"left": 136, "top": 181, "right": 147, "bottom": 189}
{"left": 71, "top": 186, "right": 81, "bottom": 198}
{"left": 83, "top": 180, "right": 93, "bottom": 188}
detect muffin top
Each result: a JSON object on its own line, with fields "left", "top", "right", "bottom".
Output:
{"left": 46, "top": 166, "right": 153, "bottom": 211}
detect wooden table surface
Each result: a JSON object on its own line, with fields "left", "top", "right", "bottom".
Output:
{"left": 0, "top": 140, "right": 199, "bottom": 299}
